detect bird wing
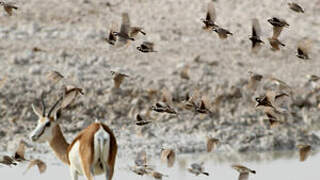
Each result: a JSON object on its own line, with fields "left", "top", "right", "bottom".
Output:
{"left": 207, "top": 138, "right": 214, "bottom": 152}
{"left": 135, "top": 150, "right": 147, "bottom": 166}
{"left": 207, "top": 2, "right": 216, "bottom": 22}
{"left": 297, "top": 38, "right": 312, "bottom": 55}
{"left": 25, "top": 159, "right": 47, "bottom": 174}
{"left": 252, "top": 18, "right": 261, "bottom": 37}
{"left": 299, "top": 146, "right": 311, "bottom": 162}
{"left": 239, "top": 172, "right": 249, "bottom": 180}
{"left": 272, "top": 26, "right": 283, "bottom": 39}
{"left": 14, "top": 140, "right": 26, "bottom": 161}
{"left": 120, "top": 12, "right": 130, "bottom": 35}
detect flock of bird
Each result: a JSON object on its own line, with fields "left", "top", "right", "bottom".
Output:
{"left": 0, "top": 0, "right": 317, "bottom": 180}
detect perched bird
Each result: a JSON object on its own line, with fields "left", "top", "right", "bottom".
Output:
{"left": 24, "top": 159, "right": 47, "bottom": 174}
{"left": 129, "top": 27, "right": 146, "bottom": 38}
{"left": 232, "top": 164, "right": 256, "bottom": 180}
{"left": 160, "top": 148, "right": 175, "bottom": 168}
{"left": 106, "top": 23, "right": 117, "bottom": 45}
{"left": 137, "top": 41, "right": 157, "bottom": 53}
{"left": 201, "top": 2, "right": 219, "bottom": 30}
{"left": 188, "top": 162, "right": 209, "bottom": 176}
{"left": 214, "top": 27, "right": 233, "bottom": 39}
{"left": 148, "top": 171, "right": 168, "bottom": 180}
{"left": 13, "top": 140, "right": 27, "bottom": 162}
{"left": 47, "top": 71, "right": 64, "bottom": 84}
{"left": 296, "top": 38, "right": 312, "bottom": 60}
{"left": 111, "top": 70, "right": 129, "bottom": 89}
{"left": 135, "top": 114, "right": 151, "bottom": 126}
{"left": 268, "top": 17, "right": 289, "bottom": 28}
{"left": 297, "top": 144, "right": 311, "bottom": 162}
{"left": 206, "top": 136, "right": 219, "bottom": 152}
{"left": 60, "top": 85, "right": 84, "bottom": 109}
{"left": 0, "top": 155, "right": 17, "bottom": 167}
{"left": 114, "top": 13, "right": 134, "bottom": 47}
{"left": 0, "top": 1, "right": 18, "bottom": 16}
{"left": 288, "top": 2, "right": 304, "bottom": 13}
{"left": 249, "top": 18, "right": 264, "bottom": 52}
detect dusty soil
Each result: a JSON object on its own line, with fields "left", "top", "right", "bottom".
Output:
{"left": 1, "top": 0, "right": 320, "bottom": 163}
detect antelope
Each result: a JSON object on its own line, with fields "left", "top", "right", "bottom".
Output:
{"left": 29, "top": 95, "right": 118, "bottom": 180}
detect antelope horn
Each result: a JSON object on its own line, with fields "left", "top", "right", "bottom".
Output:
{"left": 40, "top": 92, "right": 46, "bottom": 117}
{"left": 48, "top": 97, "right": 63, "bottom": 118}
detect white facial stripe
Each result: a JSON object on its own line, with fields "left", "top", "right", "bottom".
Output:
{"left": 30, "top": 119, "right": 49, "bottom": 140}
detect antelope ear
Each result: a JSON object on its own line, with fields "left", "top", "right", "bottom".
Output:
{"left": 32, "top": 104, "right": 43, "bottom": 118}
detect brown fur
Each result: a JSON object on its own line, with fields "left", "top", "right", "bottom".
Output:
{"left": 67, "top": 122, "right": 117, "bottom": 180}
{"left": 49, "top": 125, "right": 70, "bottom": 165}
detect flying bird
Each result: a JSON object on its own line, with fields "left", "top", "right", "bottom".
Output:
{"left": 206, "top": 136, "right": 219, "bottom": 152}
{"left": 0, "top": 155, "right": 17, "bottom": 167}
{"left": 297, "top": 144, "right": 311, "bottom": 162}
{"left": 111, "top": 70, "right": 129, "bottom": 89}
{"left": 268, "top": 25, "right": 285, "bottom": 51}
{"left": 288, "top": 2, "right": 304, "bottom": 13}
{"left": 47, "top": 71, "right": 64, "bottom": 84}
{"left": 296, "top": 38, "right": 312, "bottom": 60}
{"left": 214, "top": 27, "right": 233, "bottom": 39}
{"left": 201, "top": 2, "right": 219, "bottom": 31}
{"left": 106, "top": 23, "right": 118, "bottom": 45}
{"left": 0, "top": 1, "right": 18, "bottom": 16}
{"left": 151, "top": 89, "right": 177, "bottom": 114}
{"left": 148, "top": 171, "right": 168, "bottom": 180}
{"left": 249, "top": 18, "right": 264, "bottom": 52}
{"left": 137, "top": 41, "right": 157, "bottom": 53}
{"left": 268, "top": 17, "right": 289, "bottom": 28}
{"left": 114, "top": 13, "right": 134, "bottom": 47}
{"left": 24, "top": 159, "right": 47, "bottom": 174}
{"left": 129, "top": 27, "right": 146, "bottom": 38}
{"left": 188, "top": 162, "right": 209, "bottom": 176}
{"left": 135, "top": 114, "right": 152, "bottom": 126}
{"left": 160, "top": 148, "right": 175, "bottom": 168}
{"left": 232, "top": 164, "right": 256, "bottom": 180}
{"left": 13, "top": 140, "right": 27, "bottom": 162}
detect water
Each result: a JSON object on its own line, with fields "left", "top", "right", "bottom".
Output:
{"left": 1, "top": 151, "right": 319, "bottom": 180}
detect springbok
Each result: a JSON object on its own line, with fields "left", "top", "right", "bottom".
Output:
{"left": 29, "top": 95, "right": 117, "bottom": 180}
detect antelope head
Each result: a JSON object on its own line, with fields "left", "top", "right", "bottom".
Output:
{"left": 30, "top": 94, "right": 62, "bottom": 143}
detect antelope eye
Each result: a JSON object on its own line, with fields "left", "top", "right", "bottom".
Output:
{"left": 45, "top": 122, "right": 51, "bottom": 127}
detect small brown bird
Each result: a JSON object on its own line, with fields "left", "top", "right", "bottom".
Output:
{"left": 114, "top": 13, "right": 134, "bottom": 47}
{"left": 111, "top": 70, "right": 129, "bottom": 89}
{"left": 201, "top": 2, "right": 219, "bottom": 30}
{"left": 148, "top": 171, "right": 168, "bottom": 180}
{"left": 297, "top": 144, "right": 311, "bottom": 162}
{"left": 0, "top": 1, "right": 18, "bottom": 16}
{"left": 60, "top": 85, "right": 84, "bottom": 109}
{"left": 188, "top": 162, "right": 209, "bottom": 176}
{"left": 0, "top": 155, "right": 17, "bottom": 167}
{"left": 135, "top": 114, "right": 152, "bottom": 126}
{"left": 268, "top": 17, "right": 289, "bottom": 28}
{"left": 296, "top": 38, "right": 311, "bottom": 60}
{"left": 249, "top": 18, "right": 264, "bottom": 52}
{"left": 288, "top": 2, "right": 304, "bottom": 13}
{"left": 129, "top": 27, "right": 146, "bottom": 38}
{"left": 24, "top": 159, "right": 47, "bottom": 174}
{"left": 206, "top": 136, "right": 219, "bottom": 152}
{"left": 232, "top": 164, "right": 256, "bottom": 180}
{"left": 180, "top": 64, "right": 190, "bottom": 80}
{"left": 195, "top": 96, "right": 212, "bottom": 114}
{"left": 130, "top": 166, "right": 150, "bottom": 176}
{"left": 137, "top": 41, "right": 157, "bottom": 53}
{"left": 13, "top": 140, "right": 27, "bottom": 162}
{"left": 160, "top": 148, "right": 175, "bottom": 168}
{"left": 214, "top": 27, "right": 233, "bottom": 39}
{"left": 47, "top": 71, "right": 64, "bottom": 84}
